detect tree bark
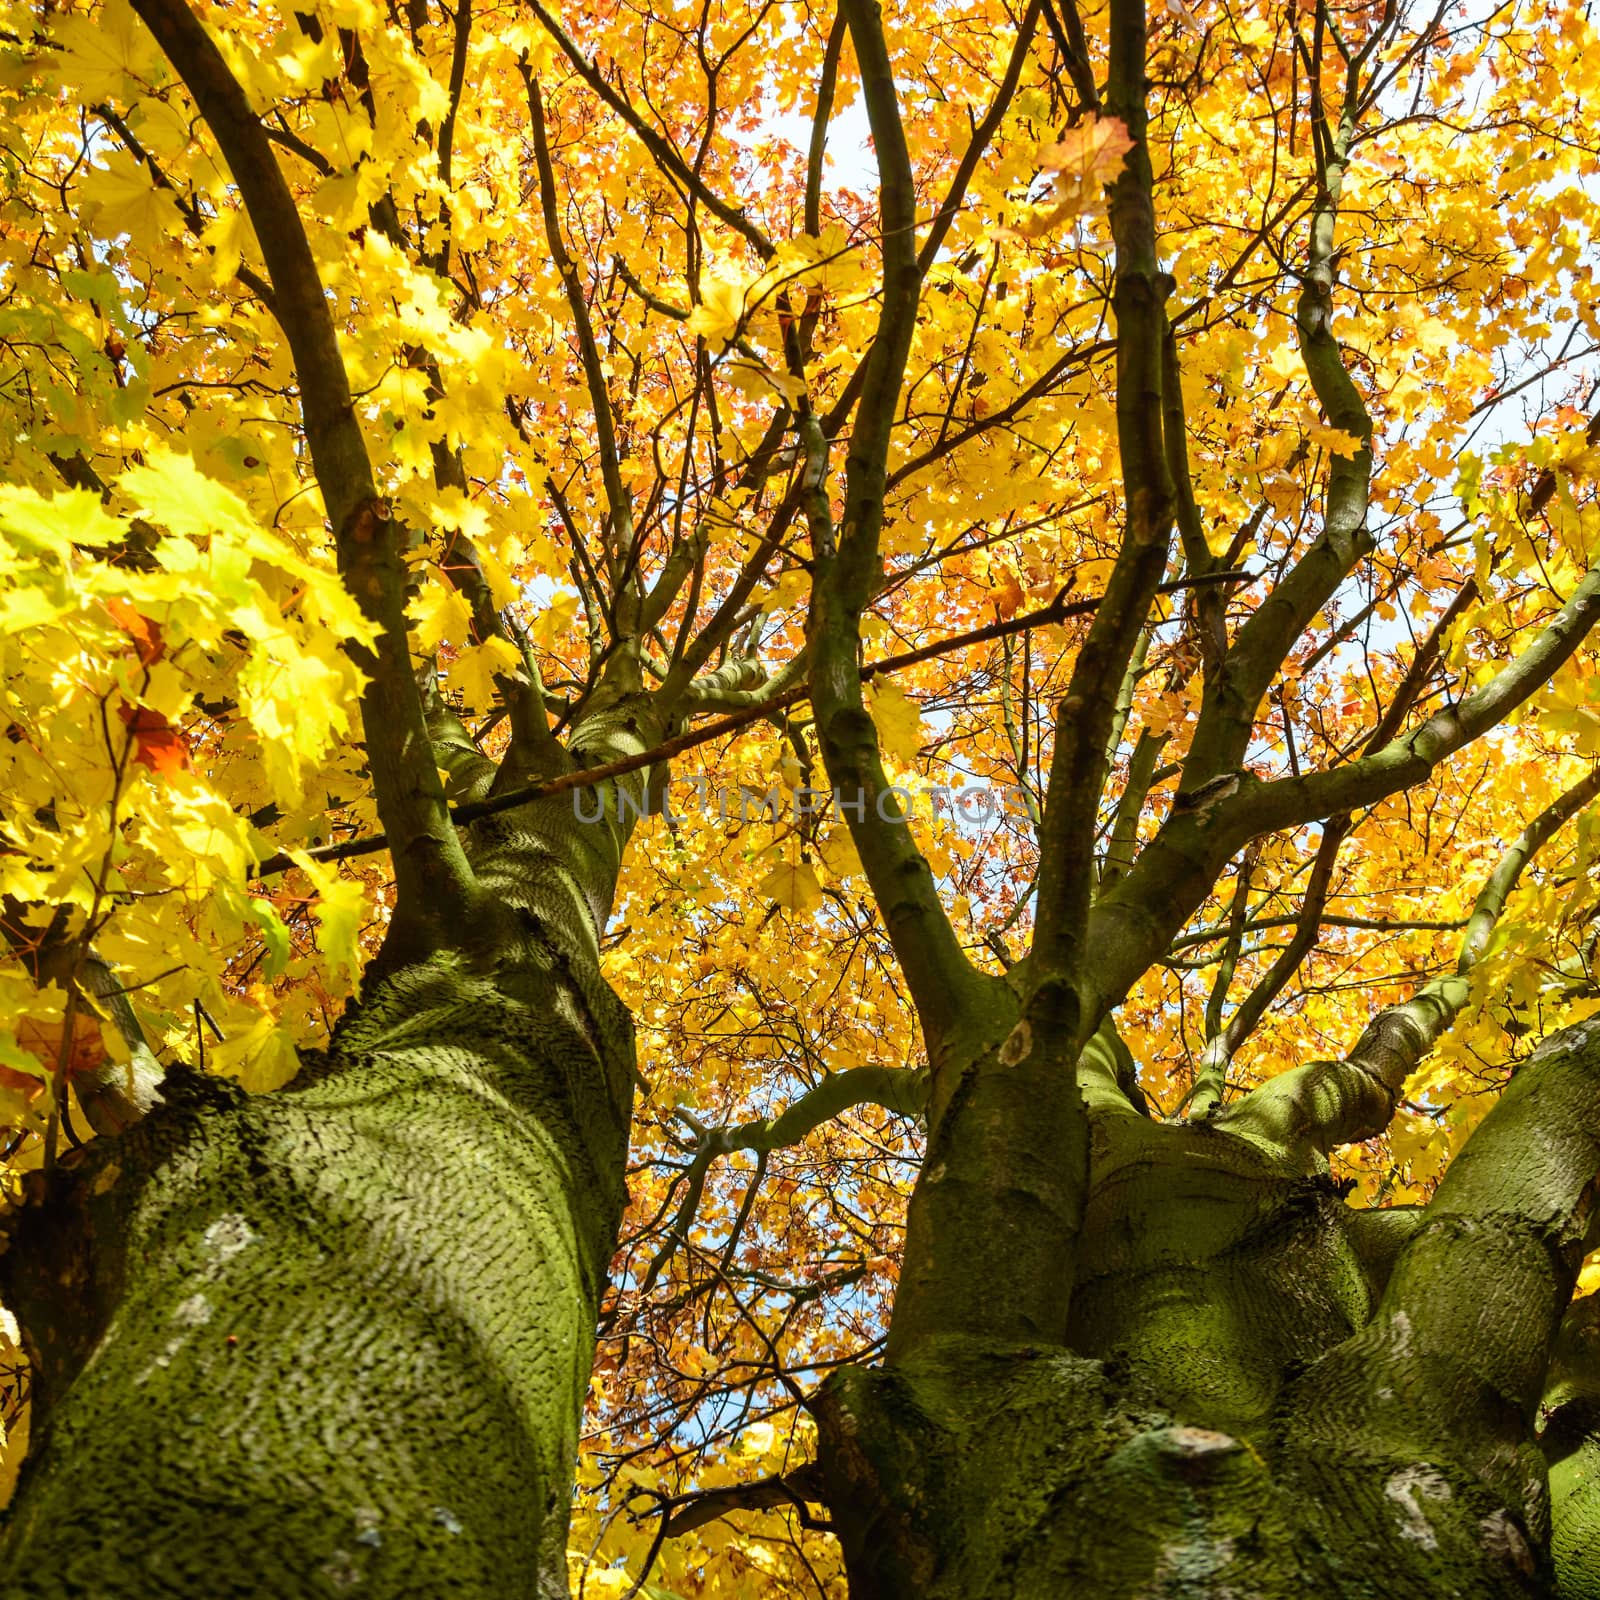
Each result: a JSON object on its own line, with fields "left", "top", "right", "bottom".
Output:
{"left": 0, "top": 782, "right": 639, "bottom": 1599}
{"left": 817, "top": 1021, "right": 1600, "bottom": 1600}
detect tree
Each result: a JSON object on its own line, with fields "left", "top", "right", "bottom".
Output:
{"left": 0, "top": 0, "right": 1599, "bottom": 1592}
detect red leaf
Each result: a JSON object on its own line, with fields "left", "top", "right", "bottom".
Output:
{"left": 14, "top": 1016, "right": 106, "bottom": 1080}
{"left": 0, "top": 1064, "right": 44, "bottom": 1099}
{"left": 118, "top": 703, "right": 190, "bottom": 775}
{"left": 104, "top": 598, "right": 165, "bottom": 665}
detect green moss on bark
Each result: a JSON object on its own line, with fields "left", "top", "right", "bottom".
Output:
{"left": 818, "top": 1020, "right": 1600, "bottom": 1600}
{"left": 0, "top": 784, "right": 643, "bottom": 1599}
{"left": 1543, "top": 1295, "right": 1600, "bottom": 1597}
{"left": 816, "top": 1337, "right": 1318, "bottom": 1599}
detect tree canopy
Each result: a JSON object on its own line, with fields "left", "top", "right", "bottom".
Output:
{"left": 1, "top": 0, "right": 1600, "bottom": 1592}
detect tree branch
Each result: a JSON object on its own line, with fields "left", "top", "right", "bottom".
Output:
{"left": 1179, "top": 43, "right": 1374, "bottom": 792}
{"left": 252, "top": 569, "right": 1249, "bottom": 877}
{"left": 1044, "top": 0, "right": 1100, "bottom": 112}
{"left": 1163, "top": 326, "right": 1226, "bottom": 682}
{"left": 805, "top": 8, "right": 847, "bottom": 238}
{"left": 1295, "top": 1018, "right": 1600, "bottom": 1486}
{"left": 1188, "top": 823, "right": 1348, "bottom": 1117}
{"left": 915, "top": 0, "right": 1043, "bottom": 274}
{"left": 662, "top": 1464, "right": 826, "bottom": 1539}
{"left": 726, "top": 1064, "right": 928, "bottom": 1153}
{"left": 1168, "top": 911, "right": 1469, "bottom": 954}
{"left": 807, "top": 0, "right": 986, "bottom": 1043}
{"left": 1089, "top": 552, "right": 1600, "bottom": 1031}
{"left": 1219, "top": 764, "right": 1600, "bottom": 1155}
{"left": 526, "top": 0, "right": 775, "bottom": 261}
{"left": 1098, "top": 728, "right": 1167, "bottom": 895}
{"left": 91, "top": 101, "right": 277, "bottom": 311}
{"left": 1545, "top": 1291, "right": 1600, "bottom": 1589}
{"left": 635, "top": 1067, "right": 926, "bottom": 1300}
{"left": 129, "top": 0, "right": 475, "bottom": 941}
{"left": 1031, "top": 0, "right": 1174, "bottom": 995}
{"left": 525, "top": 69, "right": 635, "bottom": 576}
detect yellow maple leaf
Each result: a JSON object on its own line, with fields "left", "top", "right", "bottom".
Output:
{"left": 207, "top": 1011, "right": 301, "bottom": 1092}
{"left": 476, "top": 545, "right": 522, "bottom": 611}
{"left": 451, "top": 636, "right": 525, "bottom": 713}
{"left": 51, "top": 0, "right": 163, "bottom": 101}
{"left": 816, "top": 825, "right": 863, "bottom": 881}
{"left": 1540, "top": 705, "right": 1600, "bottom": 755}
{"left": 1262, "top": 340, "right": 1304, "bottom": 388}
{"left": 427, "top": 489, "right": 491, "bottom": 545}
{"left": 410, "top": 575, "right": 476, "bottom": 655}
{"left": 80, "top": 152, "right": 184, "bottom": 242}
{"left": 725, "top": 360, "right": 807, "bottom": 405}
{"left": 0, "top": 485, "right": 119, "bottom": 555}
{"left": 1579, "top": 1251, "right": 1600, "bottom": 1300}
{"left": 686, "top": 268, "right": 752, "bottom": 354}
{"left": 286, "top": 852, "right": 370, "bottom": 995}
{"left": 758, "top": 860, "right": 823, "bottom": 913}
{"left": 1308, "top": 423, "right": 1366, "bottom": 460}
{"left": 1039, "top": 115, "right": 1136, "bottom": 187}
{"left": 118, "top": 448, "right": 256, "bottom": 544}
{"left": 532, "top": 590, "right": 580, "bottom": 647}
{"left": 313, "top": 160, "right": 392, "bottom": 229}
{"left": 869, "top": 679, "right": 925, "bottom": 764}
{"left": 198, "top": 206, "right": 260, "bottom": 288}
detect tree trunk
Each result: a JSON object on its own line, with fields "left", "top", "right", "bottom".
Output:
{"left": 0, "top": 786, "right": 637, "bottom": 1599}
{"left": 817, "top": 1022, "right": 1600, "bottom": 1600}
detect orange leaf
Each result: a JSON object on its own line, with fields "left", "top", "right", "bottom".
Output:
{"left": 1009, "top": 116, "right": 1137, "bottom": 237}
{"left": 15, "top": 1017, "right": 105, "bottom": 1080}
{"left": 104, "top": 597, "right": 165, "bottom": 665}
{"left": 0, "top": 1064, "right": 45, "bottom": 1100}
{"left": 993, "top": 573, "right": 1025, "bottom": 620}
{"left": 118, "top": 703, "right": 190, "bottom": 775}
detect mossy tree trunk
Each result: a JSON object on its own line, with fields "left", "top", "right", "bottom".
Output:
{"left": 7, "top": 0, "right": 1600, "bottom": 1596}
{"left": 815, "top": 1020, "right": 1600, "bottom": 1600}
{"left": 0, "top": 759, "right": 647, "bottom": 1599}
{"left": 0, "top": 1, "right": 690, "bottom": 1590}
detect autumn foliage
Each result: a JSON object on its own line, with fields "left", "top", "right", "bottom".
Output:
{"left": 0, "top": 0, "right": 1599, "bottom": 1591}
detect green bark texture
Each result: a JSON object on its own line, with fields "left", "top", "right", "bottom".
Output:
{"left": 817, "top": 1019, "right": 1600, "bottom": 1600}
{"left": 1546, "top": 1294, "right": 1600, "bottom": 1596}
{"left": 0, "top": 768, "right": 644, "bottom": 1598}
